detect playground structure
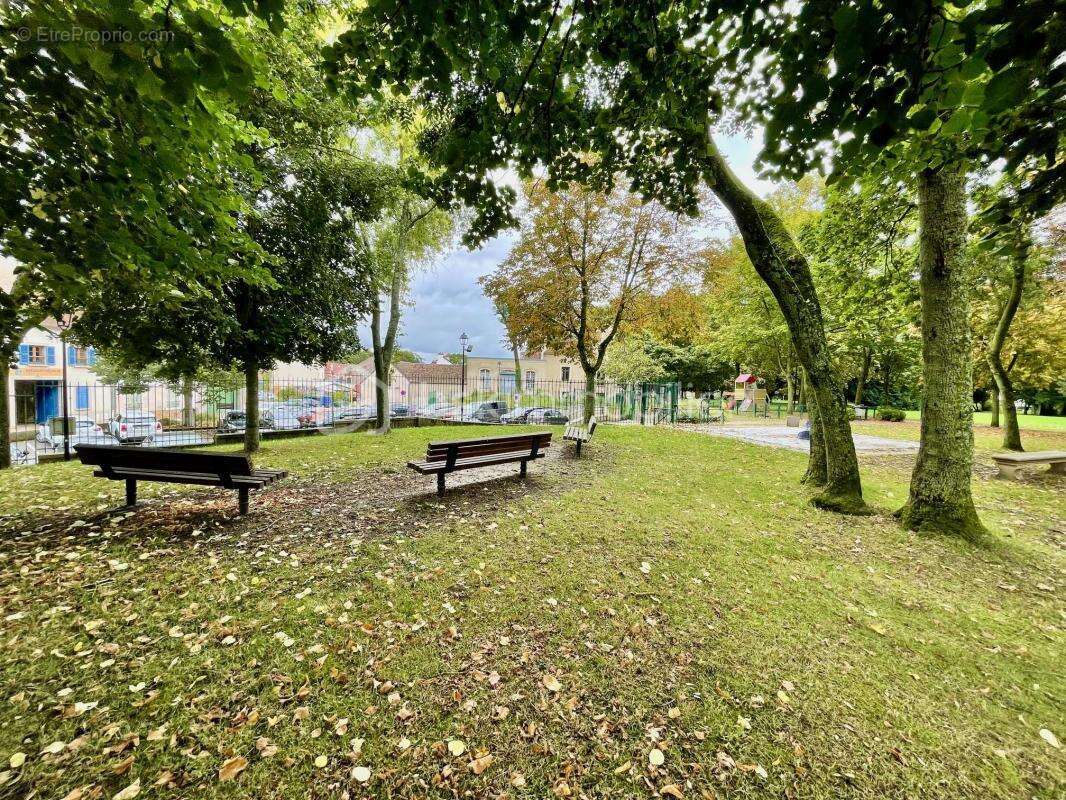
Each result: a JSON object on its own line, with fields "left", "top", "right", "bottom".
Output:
{"left": 725, "top": 373, "right": 768, "bottom": 412}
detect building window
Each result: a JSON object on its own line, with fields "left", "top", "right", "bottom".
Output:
{"left": 525, "top": 370, "right": 536, "bottom": 391}
{"left": 75, "top": 386, "right": 90, "bottom": 410}
{"left": 67, "top": 346, "right": 96, "bottom": 366}
{"left": 561, "top": 366, "right": 570, "bottom": 382}
{"left": 479, "top": 369, "right": 491, "bottom": 391}
{"left": 18, "top": 345, "right": 55, "bottom": 369}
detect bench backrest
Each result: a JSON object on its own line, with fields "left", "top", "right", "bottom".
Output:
{"left": 565, "top": 416, "right": 597, "bottom": 439}
{"left": 424, "top": 431, "right": 552, "bottom": 463}
{"left": 74, "top": 444, "right": 253, "bottom": 476}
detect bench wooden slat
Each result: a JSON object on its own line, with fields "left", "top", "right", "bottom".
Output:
{"left": 74, "top": 444, "right": 253, "bottom": 475}
{"left": 408, "top": 451, "right": 547, "bottom": 475}
{"left": 424, "top": 436, "right": 552, "bottom": 462}
{"left": 94, "top": 468, "right": 278, "bottom": 488}
{"left": 563, "top": 417, "right": 596, "bottom": 455}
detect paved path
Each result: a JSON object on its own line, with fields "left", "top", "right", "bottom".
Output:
{"left": 691, "top": 424, "right": 920, "bottom": 454}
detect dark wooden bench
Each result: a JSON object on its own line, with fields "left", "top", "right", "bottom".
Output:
{"left": 407, "top": 431, "right": 551, "bottom": 496}
{"left": 563, "top": 416, "right": 597, "bottom": 455}
{"left": 74, "top": 444, "right": 287, "bottom": 515}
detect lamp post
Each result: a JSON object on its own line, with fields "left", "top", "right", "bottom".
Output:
{"left": 458, "top": 332, "right": 472, "bottom": 421}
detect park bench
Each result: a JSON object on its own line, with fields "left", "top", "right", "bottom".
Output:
{"left": 74, "top": 444, "right": 287, "bottom": 515}
{"left": 991, "top": 450, "right": 1066, "bottom": 480}
{"left": 407, "top": 431, "right": 552, "bottom": 496}
{"left": 563, "top": 416, "right": 597, "bottom": 455}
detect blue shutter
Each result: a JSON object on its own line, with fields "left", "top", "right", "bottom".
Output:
{"left": 18, "top": 344, "right": 29, "bottom": 365}
{"left": 67, "top": 345, "right": 77, "bottom": 365}
{"left": 87, "top": 347, "right": 98, "bottom": 366}
{"left": 45, "top": 346, "right": 56, "bottom": 365}
{"left": 76, "top": 386, "right": 90, "bottom": 410}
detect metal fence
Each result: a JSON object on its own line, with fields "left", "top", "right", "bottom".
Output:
{"left": 7, "top": 376, "right": 688, "bottom": 466}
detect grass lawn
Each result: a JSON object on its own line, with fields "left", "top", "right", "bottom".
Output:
{"left": 901, "top": 409, "right": 1066, "bottom": 433}
{"left": 0, "top": 426, "right": 1062, "bottom": 799}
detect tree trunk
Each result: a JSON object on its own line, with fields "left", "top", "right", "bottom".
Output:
{"left": 702, "top": 137, "right": 867, "bottom": 514}
{"left": 896, "top": 164, "right": 985, "bottom": 541}
{"left": 786, "top": 372, "right": 795, "bottom": 415}
{"left": 989, "top": 387, "right": 1000, "bottom": 427}
{"left": 244, "top": 360, "right": 260, "bottom": 455}
{"left": 370, "top": 267, "right": 403, "bottom": 434}
{"left": 854, "top": 348, "right": 871, "bottom": 406}
{"left": 512, "top": 343, "right": 522, "bottom": 399}
{"left": 798, "top": 369, "right": 806, "bottom": 412}
{"left": 182, "top": 376, "right": 196, "bottom": 428}
{"left": 987, "top": 249, "right": 1026, "bottom": 451}
{"left": 583, "top": 370, "right": 596, "bottom": 424}
{"left": 0, "top": 359, "right": 10, "bottom": 470}
{"left": 802, "top": 379, "right": 827, "bottom": 486}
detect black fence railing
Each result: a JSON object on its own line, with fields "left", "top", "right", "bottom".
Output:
{"left": 6, "top": 376, "right": 684, "bottom": 466}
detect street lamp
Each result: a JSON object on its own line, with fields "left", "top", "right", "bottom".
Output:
{"left": 458, "top": 332, "right": 473, "bottom": 421}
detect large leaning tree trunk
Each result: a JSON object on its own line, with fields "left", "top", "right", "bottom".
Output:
{"left": 896, "top": 164, "right": 986, "bottom": 541}
{"left": 702, "top": 138, "right": 868, "bottom": 514}
{"left": 370, "top": 265, "right": 403, "bottom": 434}
{"left": 989, "top": 384, "right": 1000, "bottom": 427}
{"left": 802, "top": 369, "right": 828, "bottom": 486}
{"left": 511, "top": 341, "right": 522, "bottom": 399}
{"left": 854, "top": 347, "right": 871, "bottom": 406}
{"left": 243, "top": 359, "right": 260, "bottom": 455}
{"left": 182, "top": 375, "right": 197, "bottom": 428}
{"left": 987, "top": 246, "right": 1026, "bottom": 451}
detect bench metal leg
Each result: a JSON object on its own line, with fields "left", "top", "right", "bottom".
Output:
{"left": 437, "top": 473, "right": 446, "bottom": 497}
{"left": 125, "top": 478, "right": 137, "bottom": 507}
{"left": 238, "top": 487, "right": 249, "bottom": 515}
{"left": 520, "top": 460, "right": 528, "bottom": 477}
{"left": 575, "top": 440, "right": 582, "bottom": 456}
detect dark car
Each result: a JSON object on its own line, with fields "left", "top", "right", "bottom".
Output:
{"left": 500, "top": 405, "right": 551, "bottom": 424}
{"left": 390, "top": 403, "right": 410, "bottom": 417}
{"left": 217, "top": 410, "right": 274, "bottom": 432}
{"left": 460, "top": 400, "right": 510, "bottom": 423}
{"left": 527, "top": 408, "right": 570, "bottom": 425}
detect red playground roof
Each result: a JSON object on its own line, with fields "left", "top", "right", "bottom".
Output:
{"left": 735, "top": 373, "right": 758, "bottom": 383}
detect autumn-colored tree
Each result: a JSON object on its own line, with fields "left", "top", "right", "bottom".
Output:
{"left": 480, "top": 181, "right": 695, "bottom": 421}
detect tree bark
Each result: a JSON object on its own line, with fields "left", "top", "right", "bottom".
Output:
{"left": 854, "top": 348, "right": 871, "bottom": 406}
{"left": 0, "top": 359, "right": 10, "bottom": 470}
{"left": 989, "top": 387, "right": 1000, "bottom": 427}
{"left": 244, "top": 359, "right": 260, "bottom": 455}
{"left": 583, "top": 370, "right": 596, "bottom": 424}
{"left": 802, "top": 377, "right": 827, "bottom": 486}
{"left": 370, "top": 266, "right": 403, "bottom": 434}
{"left": 702, "top": 137, "right": 867, "bottom": 514}
{"left": 512, "top": 343, "right": 522, "bottom": 399}
{"left": 896, "top": 164, "right": 985, "bottom": 541}
{"left": 182, "top": 375, "right": 196, "bottom": 428}
{"left": 987, "top": 249, "right": 1026, "bottom": 451}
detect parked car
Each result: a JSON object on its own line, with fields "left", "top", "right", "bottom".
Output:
{"left": 423, "top": 404, "right": 459, "bottom": 419}
{"left": 106, "top": 412, "right": 161, "bottom": 444}
{"left": 270, "top": 408, "right": 313, "bottom": 430}
{"left": 456, "top": 400, "right": 509, "bottom": 423}
{"left": 527, "top": 408, "right": 570, "bottom": 425}
{"left": 500, "top": 405, "right": 551, "bottom": 424}
{"left": 335, "top": 404, "right": 374, "bottom": 421}
{"left": 217, "top": 410, "right": 275, "bottom": 432}
{"left": 35, "top": 418, "right": 106, "bottom": 451}
{"left": 390, "top": 403, "right": 410, "bottom": 417}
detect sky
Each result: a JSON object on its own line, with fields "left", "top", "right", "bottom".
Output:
{"left": 382, "top": 131, "right": 780, "bottom": 362}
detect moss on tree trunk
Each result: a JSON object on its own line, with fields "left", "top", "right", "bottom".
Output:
{"left": 802, "top": 379, "right": 827, "bottom": 487}
{"left": 0, "top": 360, "right": 10, "bottom": 470}
{"left": 702, "top": 138, "right": 868, "bottom": 514}
{"left": 896, "top": 164, "right": 986, "bottom": 542}
{"left": 583, "top": 371, "right": 596, "bottom": 424}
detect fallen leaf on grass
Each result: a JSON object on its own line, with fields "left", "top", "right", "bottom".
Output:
{"left": 113, "top": 780, "right": 141, "bottom": 800}
{"left": 447, "top": 740, "right": 467, "bottom": 756}
{"left": 661, "top": 784, "right": 684, "bottom": 798}
{"left": 1040, "top": 729, "right": 1060, "bottom": 748}
{"left": 351, "top": 766, "right": 371, "bottom": 782}
{"left": 649, "top": 748, "right": 665, "bottom": 766}
{"left": 543, "top": 675, "right": 563, "bottom": 692}
{"left": 313, "top": 755, "right": 328, "bottom": 768}
{"left": 219, "top": 756, "right": 248, "bottom": 782}
{"left": 469, "top": 753, "right": 493, "bottom": 774}
{"left": 41, "top": 741, "right": 66, "bottom": 755}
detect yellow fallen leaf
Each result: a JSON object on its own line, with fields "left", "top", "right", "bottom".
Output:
{"left": 649, "top": 748, "right": 665, "bottom": 766}
{"left": 447, "top": 740, "right": 467, "bottom": 756}
{"left": 1039, "top": 729, "right": 1060, "bottom": 748}
{"left": 113, "top": 780, "right": 141, "bottom": 800}
{"left": 218, "top": 755, "right": 248, "bottom": 782}
{"left": 9, "top": 753, "right": 26, "bottom": 769}
{"left": 469, "top": 754, "right": 493, "bottom": 774}
{"left": 543, "top": 675, "right": 563, "bottom": 693}
{"left": 41, "top": 741, "right": 66, "bottom": 755}
{"left": 313, "top": 755, "right": 328, "bottom": 768}
{"left": 661, "top": 784, "right": 684, "bottom": 798}
{"left": 510, "top": 772, "right": 526, "bottom": 787}
{"left": 614, "top": 760, "right": 632, "bottom": 774}
{"left": 351, "top": 766, "right": 371, "bottom": 782}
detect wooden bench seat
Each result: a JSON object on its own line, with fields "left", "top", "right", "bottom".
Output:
{"left": 74, "top": 444, "right": 287, "bottom": 514}
{"left": 991, "top": 450, "right": 1066, "bottom": 480}
{"left": 563, "top": 416, "right": 597, "bottom": 455}
{"left": 407, "top": 431, "right": 551, "bottom": 496}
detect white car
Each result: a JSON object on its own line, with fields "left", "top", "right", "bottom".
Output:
{"left": 106, "top": 412, "right": 161, "bottom": 444}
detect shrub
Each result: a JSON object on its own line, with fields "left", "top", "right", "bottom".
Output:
{"left": 877, "top": 407, "right": 907, "bottom": 422}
